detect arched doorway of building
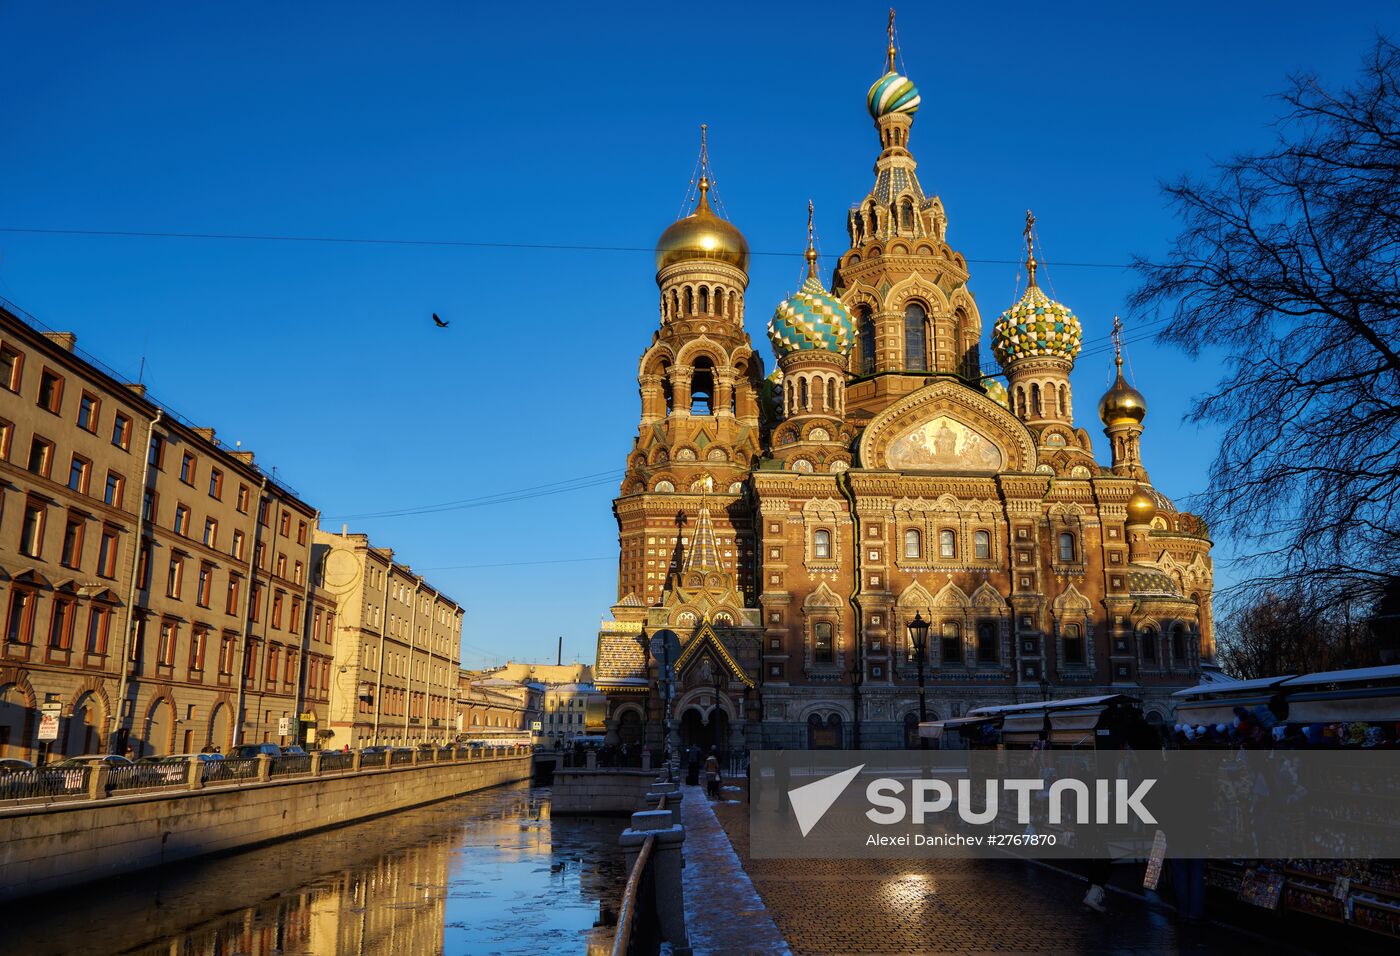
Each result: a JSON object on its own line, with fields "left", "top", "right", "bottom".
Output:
{"left": 0, "top": 684, "right": 30, "bottom": 759}
{"left": 679, "top": 705, "right": 728, "bottom": 755}
{"left": 807, "top": 713, "right": 844, "bottom": 750}
{"left": 617, "top": 709, "right": 643, "bottom": 748}
{"left": 64, "top": 693, "right": 102, "bottom": 756}
{"left": 208, "top": 703, "right": 232, "bottom": 753}
{"left": 142, "top": 698, "right": 173, "bottom": 758}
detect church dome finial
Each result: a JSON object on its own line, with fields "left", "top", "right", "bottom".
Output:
{"left": 867, "top": 9, "right": 920, "bottom": 119}
{"left": 655, "top": 124, "right": 750, "bottom": 273}
{"left": 991, "top": 211, "right": 1083, "bottom": 367}
{"left": 768, "top": 202, "right": 853, "bottom": 358}
{"left": 1099, "top": 316, "right": 1148, "bottom": 425}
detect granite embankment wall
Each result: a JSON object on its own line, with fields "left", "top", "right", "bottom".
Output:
{"left": 0, "top": 753, "right": 530, "bottom": 902}
{"left": 551, "top": 768, "right": 661, "bottom": 814}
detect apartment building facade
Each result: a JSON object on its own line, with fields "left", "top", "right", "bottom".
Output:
{"left": 0, "top": 302, "right": 332, "bottom": 759}
{"left": 314, "top": 529, "right": 462, "bottom": 749}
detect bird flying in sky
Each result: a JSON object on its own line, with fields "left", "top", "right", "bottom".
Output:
{"left": 432, "top": 313, "right": 449, "bottom": 328}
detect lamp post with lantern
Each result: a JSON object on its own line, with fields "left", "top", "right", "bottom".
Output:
{"left": 907, "top": 612, "right": 931, "bottom": 750}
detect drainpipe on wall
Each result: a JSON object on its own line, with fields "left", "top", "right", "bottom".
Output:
{"left": 114, "top": 409, "right": 163, "bottom": 751}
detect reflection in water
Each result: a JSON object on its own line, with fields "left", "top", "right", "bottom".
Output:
{"left": 0, "top": 782, "right": 624, "bottom": 956}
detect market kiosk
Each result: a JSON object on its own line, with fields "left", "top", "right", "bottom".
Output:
{"left": 1174, "top": 664, "right": 1400, "bottom": 940}
{"left": 918, "top": 694, "right": 1144, "bottom": 750}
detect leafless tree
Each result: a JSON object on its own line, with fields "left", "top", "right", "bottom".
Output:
{"left": 1131, "top": 39, "right": 1400, "bottom": 610}
{"left": 1216, "top": 587, "right": 1382, "bottom": 679}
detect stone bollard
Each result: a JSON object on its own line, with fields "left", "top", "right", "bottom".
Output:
{"left": 310, "top": 752, "right": 322, "bottom": 777}
{"left": 642, "top": 750, "right": 652, "bottom": 771}
{"left": 383, "top": 751, "right": 393, "bottom": 769}
{"left": 351, "top": 751, "right": 362, "bottom": 772}
{"left": 411, "top": 749, "right": 420, "bottom": 766}
{"left": 256, "top": 754, "right": 272, "bottom": 782}
{"left": 88, "top": 765, "right": 110, "bottom": 801}
{"left": 186, "top": 758, "right": 204, "bottom": 791}
{"left": 585, "top": 750, "right": 597, "bottom": 770}
{"left": 432, "top": 747, "right": 442, "bottom": 764}
{"left": 619, "top": 809, "right": 689, "bottom": 955}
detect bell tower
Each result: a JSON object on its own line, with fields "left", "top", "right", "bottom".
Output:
{"left": 1098, "top": 317, "right": 1150, "bottom": 480}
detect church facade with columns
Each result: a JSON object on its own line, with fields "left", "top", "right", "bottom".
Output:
{"left": 594, "top": 24, "right": 1214, "bottom": 752}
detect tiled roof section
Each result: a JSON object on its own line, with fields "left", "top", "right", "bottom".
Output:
{"left": 683, "top": 502, "right": 722, "bottom": 576}
{"left": 1127, "top": 564, "right": 1182, "bottom": 597}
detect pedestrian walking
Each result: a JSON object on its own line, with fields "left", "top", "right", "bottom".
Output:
{"left": 704, "top": 747, "right": 720, "bottom": 799}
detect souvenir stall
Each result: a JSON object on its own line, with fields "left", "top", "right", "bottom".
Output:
{"left": 1173, "top": 664, "right": 1400, "bottom": 941}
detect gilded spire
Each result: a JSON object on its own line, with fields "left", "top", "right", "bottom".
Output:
{"left": 887, "top": 8, "right": 898, "bottom": 73}
{"left": 1024, "top": 209, "right": 1038, "bottom": 288}
{"left": 805, "top": 198, "right": 818, "bottom": 280}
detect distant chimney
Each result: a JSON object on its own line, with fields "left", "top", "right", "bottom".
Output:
{"left": 192, "top": 427, "right": 216, "bottom": 443}
{"left": 124, "top": 383, "right": 147, "bottom": 398}
{"left": 341, "top": 524, "right": 348, "bottom": 536}
{"left": 41, "top": 331, "right": 77, "bottom": 351}
{"left": 231, "top": 451, "right": 255, "bottom": 465}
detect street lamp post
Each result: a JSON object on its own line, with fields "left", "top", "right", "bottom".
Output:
{"left": 907, "top": 612, "right": 931, "bottom": 751}
{"left": 1039, "top": 676, "right": 1051, "bottom": 703}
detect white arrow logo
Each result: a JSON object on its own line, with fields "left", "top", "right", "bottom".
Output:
{"left": 788, "top": 764, "right": 865, "bottom": 837}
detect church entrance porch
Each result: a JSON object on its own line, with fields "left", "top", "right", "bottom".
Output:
{"left": 680, "top": 705, "right": 729, "bottom": 757}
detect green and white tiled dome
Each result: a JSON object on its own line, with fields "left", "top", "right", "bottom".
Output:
{"left": 991, "top": 283, "right": 1083, "bottom": 366}
{"left": 867, "top": 71, "right": 921, "bottom": 118}
{"left": 768, "top": 275, "right": 854, "bottom": 357}
{"left": 981, "top": 376, "right": 1011, "bottom": 409}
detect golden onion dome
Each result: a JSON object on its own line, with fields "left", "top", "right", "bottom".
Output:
{"left": 1126, "top": 487, "right": 1158, "bottom": 526}
{"left": 1099, "top": 357, "right": 1147, "bottom": 425}
{"left": 655, "top": 178, "right": 749, "bottom": 274}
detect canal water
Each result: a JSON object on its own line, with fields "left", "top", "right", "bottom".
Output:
{"left": 0, "top": 782, "right": 626, "bottom": 956}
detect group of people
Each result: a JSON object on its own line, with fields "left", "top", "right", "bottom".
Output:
{"left": 681, "top": 744, "right": 725, "bottom": 798}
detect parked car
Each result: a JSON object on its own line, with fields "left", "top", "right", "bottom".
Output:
{"left": 229, "top": 743, "right": 283, "bottom": 759}
{"left": 50, "top": 754, "right": 133, "bottom": 768}
{"left": 134, "top": 753, "right": 225, "bottom": 784}
{"left": 0, "top": 758, "right": 35, "bottom": 772}
{"left": 280, "top": 745, "right": 308, "bottom": 757}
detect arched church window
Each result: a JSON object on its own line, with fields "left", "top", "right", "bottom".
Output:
{"left": 814, "top": 621, "right": 834, "bottom": 664}
{"left": 799, "top": 377, "right": 809, "bottom": 410}
{"left": 939, "top": 529, "right": 956, "bottom": 558}
{"left": 661, "top": 367, "right": 674, "bottom": 414}
{"left": 973, "top": 530, "right": 991, "bottom": 559}
{"left": 683, "top": 287, "right": 693, "bottom": 314}
{"left": 904, "top": 303, "right": 928, "bottom": 371}
{"left": 813, "top": 529, "right": 832, "bottom": 559}
{"left": 1031, "top": 383, "right": 1042, "bottom": 417}
{"left": 1171, "top": 624, "right": 1187, "bottom": 664}
{"left": 1015, "top": 387, "right": 1026, "bottom": 417}
{"left": 941, "top": 622, "right": 962, "bottom": 664}
{"left": 826, "top": 378, "right": 836, "bottom": 412}
{"left": 976, "top": 621, "right": 998, "bottom": 663}
{"left": 900, "top": 199, "right": 914, "bottom": 232}
{"left": 785, "top": 381, "right": 794, "bottom": 416}
{"left": 698, "top": 286, "right": 709, "bottom": 313}
{"left": 904, "top": 528, "right": 922, "bottom": 559}
{"left": 1059, "top": 384, "right": 1068, "bottom": 417}
{"left": 1058, "top": 532, "right": 1076, "bottom": 563}
{"left": 857, "top": 308, "right": 876, "bottom": 376}
{"left": 1063, "top": 623, "right": 1084, "bottom": 664}
{"left": 691, "top": 358, "right": 715, "bottom": 414}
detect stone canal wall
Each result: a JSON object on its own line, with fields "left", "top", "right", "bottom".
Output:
{"left": 0, "top": 752, "right": 531, "bottom": 902}
{"left": 551, "top": 768, "right": 660, "bottom": 814}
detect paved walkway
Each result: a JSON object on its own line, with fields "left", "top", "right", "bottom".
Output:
{"left": 679, "top": 783, "right": 791, "bottom": 955}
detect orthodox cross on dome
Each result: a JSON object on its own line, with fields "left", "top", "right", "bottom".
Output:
{"left": 699, "top": 122, "right": 710, "bottom": 192}
{"left": 1111, "top": 314, "right": 1125, "bottom": 370}
{"left": 805, "top": 198, "right": 819, "bottom": 280}
{"left": 1024, "top": 209, "right": 1039, "bottom": 287}
{"left": 887, "top": 8, "right": 898, "bottom": 72}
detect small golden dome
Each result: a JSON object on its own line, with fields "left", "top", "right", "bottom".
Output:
{"left": 1099, "top": 361, "right": 1147, "bottom": 425}
{"left": 655, "top": 178, "right": 749, "bottom": 274}
{"left": 1126, "top": 487, "right": 1158, "bottom": 525}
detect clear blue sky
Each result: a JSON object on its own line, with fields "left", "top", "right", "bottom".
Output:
{"left": 2, "top": 2, "right": 1395, "bottom": 667}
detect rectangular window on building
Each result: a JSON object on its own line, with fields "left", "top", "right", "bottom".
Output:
{"left": 237, "top": 484, "right": 250, "bottom": 513}
{"left": 157, "top": 620, "right": 178, "bottom": 667}
{"left": 86, "top": 605, "right": 111, "bottom": 655}
{"left": 179, "top": 452, "right": 196, "bottom": 485}
{"left": 59, "top": 516, "right": 84, "bottom": 568}
{"left": 266, "top": 645, "right": 280, "bottom": 686}
{"left": 231, "top": 529, "right": 245, "bottom": 560}
{"left": 68, "top": 454, "right": 91, "bottom": 494}
{"left": 271, "top": 590, "right": 284, "bottom": 629}
{"left": 167, "top": 556, "right": 184, "bottom": 599}
{"left": 279, "top": 512, "right": 290, "bottom": 537}
{"left": 941, "top": 622, "right": 963, "bottom": 664}
{"left": 103, "top": 471, "right": 124, "bottom": 508}
{"left": 0, "top": 417, "right": 11, "bottom": 461}
{"left": 0, "top": 345, "right": 22, "bottom": 392}
{"left": 173, "top": 504, "right": 190, "bottom": 536}
{"left": 275, "top": 553, "right": 286, "bottom": 578}
{"left": 1064, "top": 624, "right": 1085, "bottom": 664}
{"left": 97, "top": 528, "right": 119, "bottom": 578}
{"left": 284, "top": 650, "right": 296, "bottom": 686}
{"left": 249, "top": 583, "right": 262, "bottom": 621}
{"left": 19, "top": 501, "right": 45, "bottom": 557}
{"left": 196, "top": 564, "right": 212, "bottom": 608}
{"left": 189, "top": 626, "right": 207, "bottom": 673}
{"left": 112, "top": 412, "right": 132, "bottom": 450}
{"left": 297, "top": 520, "right": 307, "bottom": 545}
{"left": 203, "top": 517, "right": 217, "bottom": 548}
{"left": 208, "top": 467, "right": 223, "bottom": 499}
{"left": 27, "top": 436, "right": 53, "bottom": 477}
{"left": 129, "top": 613, "right": 147, "bottom": 663}
{"left": 226, "top": 574, "right": 242, "bottom": 614}
{"left": 293, "top": 560, "right": 303, "bottom": 585}
{"left": 76, "top": 391, "right": 100, "bottom": 432}
{"left": 137, "top": 541, "right": 152, "bottom": 590}
{"left": 244, "top": 640, "right": 259, "bottom": 684}
{"left": 148, "top": 434, "right": 165, "bottom": 470}
{"left": 37, "top": 368, "right": 63, "bottom": 414}
{"left": 143, "top": 489, "right": 157, "bottom": 523}
{"left": 290, "top": 595, "right": 302, "bottom": 628}
{"left": 813, "top": 621, "right": 834, "bottom": 664}
{"left": 219, "top": 633, "right": 236, "bottom": 674}
{"left": 5, "top": 589, "right": 36, "bottom": 645}
{"left": 48, "top": 597, "right": 75, "bottom": 651}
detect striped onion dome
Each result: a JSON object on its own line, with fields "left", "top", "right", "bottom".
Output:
{"left": 768, "top": 274, "right": 854, "bottom": 358}
{"left": 992, "top": 282, "right": 1083, "bottom": 367}
{"left": 867, "top": 71, "right": 921, "bottom": 118}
